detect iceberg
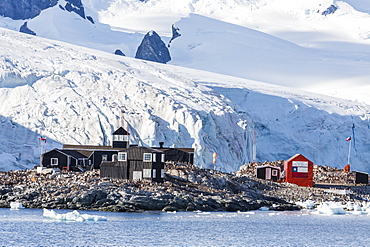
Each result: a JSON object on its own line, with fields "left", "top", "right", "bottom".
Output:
{"left": 295, "top": 200, "right": 316, "bottom": 209}
{"left": 315, "top": 202, "right": 347, "bottom": 215}
{"left": 10, "top": 202, "right": 25, "bottom": 210}
{"left": 43, "top": 209, "right": 107, "bottom": 221}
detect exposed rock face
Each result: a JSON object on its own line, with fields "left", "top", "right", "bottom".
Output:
{"left": 19, "top": 22, "right": 36, "bottom": 36}
{"left": 168, "top": 24, "right": 181, "bottom": 47}
{"left": 135, "top": 31, "right": 171, "bottom": 64}
{"left": 59, "top": 0, "right": 94, "bottom": 23}
{"left": 322, "top": 5, "right": 337, "bottom": 16}
{"left": 64, "top": 0, "right": 85, "bottom": 19}
{"left": 114, "top": 49, "right": 125, "bottom": 56}
{"left": 0, "top": 0, "right": 58, "bottom": 20}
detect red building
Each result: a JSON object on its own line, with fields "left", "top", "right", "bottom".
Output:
{"left": 284, "top": 154, "right": 313, "bottom": 187}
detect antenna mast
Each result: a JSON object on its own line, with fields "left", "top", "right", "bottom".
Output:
{"left": 121, "top": 106, "right": 126, "bottom": 129}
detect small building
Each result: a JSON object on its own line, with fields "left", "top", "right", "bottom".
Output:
{"left": 355, "top": 171, "right": 369, "bottom": 184}
{"left": 41, "top": 149, "right": 89, "bottom": 171}
{"left": 256, "top": 165, "right": 280, "bottom": 182}
{"left": 284, "top": 154, "right": 314, "bottom": 187}
{"left": 100, "top": 146, "right": 165, "bottom": 182}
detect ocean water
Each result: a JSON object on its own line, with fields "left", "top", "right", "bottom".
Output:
{"left": 1, "top": 208, "right": 370, "bottom": 246}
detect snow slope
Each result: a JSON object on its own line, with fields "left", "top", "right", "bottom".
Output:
{"left": 168, "top": 14, "right": 370, "bottom": 94}
{"left": 1, "top": 0, "right": 370, "bottom": 101}
{"left": 89, "top": 0, "right": 370, "bottom": 100}
{"left": 0, "top": 0, "right": 143, "bottom": 57}
{"left": 1, "top": 28, "right": 370, "bottom": 173}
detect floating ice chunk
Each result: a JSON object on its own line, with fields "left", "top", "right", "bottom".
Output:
{"left": 295, "top": 200, "right": 316, "bottom": 209}
{"left": 10, "top": 202, "right": 24, "bottom": 210}
{"left": 353, "top": 204, "right": 363, "bottom": 212}
{"left": 316, "top": 202, "right": 346, "bottom": 215}
{"left": 43, "top": 209, "right": 107, "bottom": 221}
{"left": 259, "top": 206, "right": 269, "bottom": 211}
{"left": 237, "top": 211, "right": 255, "bottom": 214}
{"left": 197, "top": 212, "right": 211, "bottom": 215}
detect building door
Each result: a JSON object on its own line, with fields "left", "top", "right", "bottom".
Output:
{"left": 265, "top": 168, "right": 271, "bottom": 180}
{"left": 133, "top": 171, "right": 143, "bottom": 180}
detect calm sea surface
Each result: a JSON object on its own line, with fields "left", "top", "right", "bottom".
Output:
{"left": 1, "top": 208, "right": 369, "bottom": 246}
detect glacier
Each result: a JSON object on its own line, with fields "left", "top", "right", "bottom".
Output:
{"left": 0, "top": 0, "right": 370, "bottom": 172}
{"left": 0, "top": 27, "right": 370, "bottom": 173}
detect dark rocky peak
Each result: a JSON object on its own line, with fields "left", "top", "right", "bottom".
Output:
{"left": 64, "top": 0, "right": 85, "bottom": 18}
{"left": 114, "top": 49, "right": 126, "bottom": 56}
{"left": 168, "top": 24, "right": 181, "bottom": 47}
{"left": 19, "top": 22, "right": 36, "bottom": 36}
{"left": 59, "top": 0, "right": 94, "bottom": 24}
{"left": 322, "top": 5, "right": 338, "bottom": 16}
{"left": 0, "top": 0, "right": 58, "bottom": 20}
{"left": 135, "top": 30, "right": 171, "bottom": 64}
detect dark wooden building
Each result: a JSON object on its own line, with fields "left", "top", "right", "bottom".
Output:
{"left": 256, "top": 165, "right": 280, "bottom": 182}
{"left": 100, "top": 146, "right": 165, "bottom": 182}
{"left": 41, "top": 127, "right": 195, "bottom": 181}
{"left": 41, "top": 149, "right": 89, "bottom": 171}
{"left": 355, "top": 171, "right": 369, "bottom": 184}
{"left": 42, "top": 145, "right": 124, "bottom": 171}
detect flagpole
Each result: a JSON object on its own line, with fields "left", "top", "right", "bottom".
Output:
{"left": 347, "top": 138, "right": 352, "bottom": 165}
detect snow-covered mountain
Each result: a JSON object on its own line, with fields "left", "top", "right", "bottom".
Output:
{"left": 0, "top": 0, "right": 370, "bottom": 172}
{"left": 2, "top": 0, "right": 370, "bottom": 99}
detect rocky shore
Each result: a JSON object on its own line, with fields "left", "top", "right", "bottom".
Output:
{"left": 1, "top": 163, "right": 370, "bottom": 212}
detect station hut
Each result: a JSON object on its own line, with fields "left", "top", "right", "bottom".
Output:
{"left": 355, "top": 171, "right": 369, "bottom": 184}
{"left": 256, "top": 165, "right": 280, "bottom": 182}
{"left": 40, "top": 149, "right": 90, "bottom": 171}
{"left": 284, "top": 154, "right": 314, "bottom": 187}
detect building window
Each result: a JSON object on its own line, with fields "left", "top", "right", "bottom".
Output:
{"left": 143, "top": 153, "right": 152, "bottom": 162}
{"left": 112, "top": 154, "right": 118, "bottom": 161}
{"left": 102, "top": 155, "right": 108, "bottom": 161}
{"left": 118, "top": 152, "right": 127, "bottom": 161}
{"left": 153, "top": 169, "right": 156, "bottom": 178}
{"left": 114, "top": 135, "right": 128, "bottom": 141}
{"left": 272, "top": 170, "right": 278, "bottom": 176}
{"left": 161, "top": 154, "right": 165, "bottom": 163}
{"left": 153, "top": 153, "right": 157, "bottom": 162}
{"left": 143, "top": 169, "right": 151, "bottom": 178}
{"left": 161, "top": 169, "right": 165, "bottom": 178}
{"left": 51, "top": 158, "right": 58, "bottom": 166}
